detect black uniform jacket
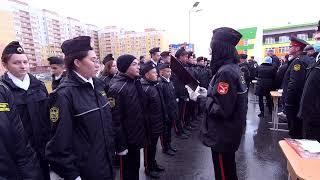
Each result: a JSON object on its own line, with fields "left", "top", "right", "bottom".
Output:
{"left": 201, "top": 60, "right": 248, "bottom": 152}
{"left": 107, "top": 73, "right": 146, "bottom": 152}
{"left": 255, "top": 63, "right": 277, "bottom": 96}
{"left": 141, "top": 78, "right": 167, "bottom": 135}
{"left": 159, "top": 76, "right": 179, "bottom": 122}
{"left": 0, "top": 81, "right": 42, "bottom": 180}
{"left": 46, "top": 71, "right": 114, "bottom": 180}
{"left": 1, "top": 73, "right": 50, "bottom": 159}
{"left": 298, "top": 60, "right": 320, "bottom": 140}
{"left": 283, "top": 55, "right": 313, "bottom": 113}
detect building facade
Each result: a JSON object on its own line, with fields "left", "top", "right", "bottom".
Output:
{"left": 263, "top": 23, "right": 317, "bottom": 58}
{"left": 236, "top": 27, "right": 257, "bottom": 57}
{"left": 0, "top": 0, "right": 101, "bottom": 74}
{"left": 98, "top": 26, "right": 168, "bottom": 60}
{"left": 169, "top": 43, "right": 194, "bottom": 57}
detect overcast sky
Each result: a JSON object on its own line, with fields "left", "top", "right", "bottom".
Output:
{"left": 28, "top": 0, "right": 320, "bottom": 57}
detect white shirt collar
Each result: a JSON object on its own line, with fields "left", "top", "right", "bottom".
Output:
{"left": 316, "top": 53, "right": 320, "bottom": 62}
{"left": 54, "top": 73, "right": 62, "bottom": 80}
{"left": 151, "top": 59, "right": 157, "bottom": 65}
{"left": 73, "top": 71, "right": 94, "bottom": 89}
{"left": 7, "top": 72, "right": 30, "bottom": 91}
{"left": 161, "top": 76, "right": 170, "bottom": 82}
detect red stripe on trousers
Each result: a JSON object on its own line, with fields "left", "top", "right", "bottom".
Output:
{"left": 219, "top": 154, "right": 226, "bottom": 180}
{"left": 144, "top": 145, "right": 148, "bottom": 169}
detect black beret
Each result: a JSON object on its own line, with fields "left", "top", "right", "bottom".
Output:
{"left": 160, "top": 51, "right": 170, "bottom": 57}
{"left": 158, "top": 63, "right": 170, "bottom": 70}
{"left": 290, "top": 36, "right": 309, "bottom": 49}
{"left": 175, "top": 47, "right": 188, "bottom": 58}
{"left": 61, "top": 36, "right": 93, "bottom": 56}
{"left": 141, "top": 61, "right": 156, "bottom": 75}
{"left": 47, "top": 56, "right": 64, "bottom": 65}
{"left": 196, "top": 56, "right": 204, "bottom": 62}
{"left": 212, "top": 27, "right": 242, "bottom": 46}
{"left": 149, "top": 47, "right": 160, "bottom": 55}
{"left": 102, "top": 54, "right": 114, "bottom": 65}
{"left": 117, "top": 54, "right": 136, "bottom": 73}
{"left": 188, "top": 51, "right": 195, "bottom": 58}
{"left": 239, "top": 54, "right": 248, "bottom": 59}
{"left": 304, "top": 45, "right": 314, "bottom": 52}
{"left": 2, "top": 41, "right": 24, "bottom": 58}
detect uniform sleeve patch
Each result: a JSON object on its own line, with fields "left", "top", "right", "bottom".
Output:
{"left": 294, "top": 64, "right": 301, "bottom": 71}
{"left": 217, "top": 82, "right": 229, "bottom": 95}
{"left": 0, "top": 103, "right": 10, "bottom": 111}
{"left": 50, "top": 107, "right": 59, "bottom": 123}
{"left": 108, "top": 97, "right": 116, "bottom": 108}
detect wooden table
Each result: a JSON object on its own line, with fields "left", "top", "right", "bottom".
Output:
{"left": 279, "top": 140, "right": 320, "bottom": 180}
{"left": 269, "top": 91, "right": 288, "bottom": 131}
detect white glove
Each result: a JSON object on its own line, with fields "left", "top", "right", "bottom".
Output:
{"left": 185, "top": 85, "right": 200, "bottom": 101}
{"left": 197, "top": 87, "right": 208, "bottom": 97}
{"left": 75, "top": 177, "right": 81, "bottom": 180}
{"left": 176, "top": 98, "right": 179, "bottom": 102}
{"left": 117, "top": 149, "right": 128, "bottom": 155}
{"left": 50, "top": 171, "right": 64, "bottom": 180}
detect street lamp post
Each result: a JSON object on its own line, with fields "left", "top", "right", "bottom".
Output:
{"left": 188, "top": 2, "right": 201, "bottom": 44}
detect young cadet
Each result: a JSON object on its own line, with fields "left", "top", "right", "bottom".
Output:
{"left": 0, "top": 67, "right": 42, "bottom": 179}
{"left": 1, "top": 41, "right": 50, "bottom": 179}
{"left": 46, "top": 36, "right": 114, "bottom": 180}
{"left": 158, "top": 63, "right": 178, "bottom": 156}
{"left": 107, "top": 54, "right": 146, "bottom": 180}
{"left": 201, "top": 27, "right": 248, "bottom": 180}
{"left": 140, "top": 61, "right": 166, "bottom": 179}
{"left": 48, "top": 56, "right": 65, "bottom": 90}
{"left": 100, "top": 54, "right": 118, "bottom": 92}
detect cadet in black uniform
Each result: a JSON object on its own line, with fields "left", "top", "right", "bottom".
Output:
{"left": 171, "top": 47, "right": 191, "bottom": 139}
{"left": 48, "top": 56, "right": 65, "bottom": 91}
{"left": 1, "top": 41, "right": 50, "bottom": 180}
{"left": 141, "top": 61, "right": 166, "bottom": 178}
{"left": 201, "top": 27, "right": 248, "bottom": 180}
{"left": 149, "top": 47, "right": 161, "bottom": 67}
{"left": 238, "top": 54, "right": 251, "bottom": 89}
{"left": 46, "top": 36, "right": 114, "bottom": 180}
{"left": 247, "top": 56, "right": 258, "bottom": 83}
{"left": 158, "top": 63, "right": 178, "bottom": 156}
{"left": 255, "top": 56, "right": 277, "bottom": 117}
{"left": 160, "top": 51, "right": 171, "bottom": 64}
{"left": 107, "top": 54, "right": 146, "bottom": 180}
{"left": 0, "top": 73, "right": 42, "bottom": 179}
{"left": 197, "top": 56, "right": 212, "bottom": 88}
{"left": 282, "top": 36, "right": 313, "bottom": 139}
{"left": 298, "top": 21, "right": 320, "bottom": 141}
{"left": 100, "top": 54, "right": 118, "bottom": 92}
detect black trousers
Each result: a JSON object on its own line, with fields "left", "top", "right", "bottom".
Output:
{"left": 144, "top": 133, "right": 160, "bottom": 171}
{"left": 185, "top": 101, "right": 196, "bottom": 126}
{"left": 39, "top": 158, "right": 50, "bottom": 180}
{"left": 175, "top": 100, "right": 186, "bottom": 134}
{"left": 120, "top": 145, "right": 141, "bottom": 180}
{"left": 286, "top": 109, "right": 303, "bottom": 139}
{"left": 161, "top": 120, "right": 173, "bottom": 150}
{"left": 211, "top": 150, "right": 238, "bottom": 180}
{"left": 258, "top": 94, "right": 273, "bottom": 113}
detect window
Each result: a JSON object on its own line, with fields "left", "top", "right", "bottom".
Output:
{"left": 279, "top": 36, "right": 289, "bottom": 43}
{"left": 265, "top": 48, "right": 275, "bottom": 54}
{"left": 243, "top": 49, "right": 248, "bottom": 54}
{"left": 265, "top": 37, "right": 275, "bottom": 44}
{"left": 297, "top": 34, "right": 308, "bottom": 41}
{"left": 279, "top": 47, "right": 286, "bottom": 54}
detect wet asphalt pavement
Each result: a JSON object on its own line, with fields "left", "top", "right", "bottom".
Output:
{"left": 115, "top": 90, "right": 289, "bottom": 180}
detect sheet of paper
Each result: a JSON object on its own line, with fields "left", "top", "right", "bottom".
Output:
{"left": 296, "top": 139, "right": 320, "bottom": 153}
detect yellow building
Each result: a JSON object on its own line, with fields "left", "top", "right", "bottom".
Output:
{"left": 99, "top": 27, "right": 169, "bottom": 60}
{"left": 0, "top": 9, "right": 16, "bottom": 74}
